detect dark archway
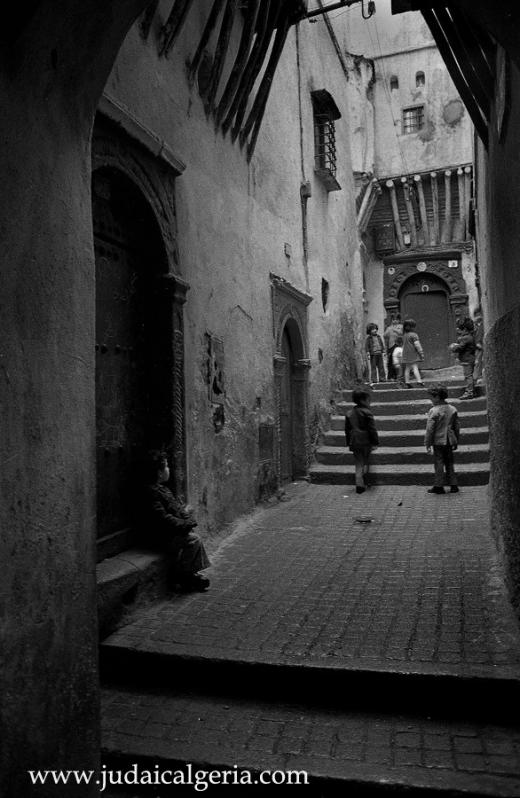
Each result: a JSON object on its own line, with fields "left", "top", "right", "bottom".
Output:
{"left": 92, "top": 167, "right": 173, "bottom": 545}
{"left": 275, "top": 316, "right": 310, "bottom": 484}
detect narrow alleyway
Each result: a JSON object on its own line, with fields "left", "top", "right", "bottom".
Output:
{"left": 101, "top": 478, "right": 520, "bottom": 795}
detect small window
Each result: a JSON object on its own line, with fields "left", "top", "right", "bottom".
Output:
{"left": 390, "top": 75, "right": 399, "bottom": 91}
{"left": 311, "top": 89, "right": 342, "bottom": 192}
{"left": 416, "top": 71, "right": 425, "bottom": 87}
{"left": 402, "top": 105, "right": 424, "bottom": 134}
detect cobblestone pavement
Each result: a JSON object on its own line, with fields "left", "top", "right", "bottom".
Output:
{"left": 102, "top": 688, "right": 520, "bottom": 795}
{"left": 105, "top": 484, "right": 520, "bottom": 675}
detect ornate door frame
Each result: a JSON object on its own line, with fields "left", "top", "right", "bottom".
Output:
{"left": 271, "top": 274, "right": 312, "bottom": 484}
{"left": 93, "top": 118, "right": 189, "bottom": 554}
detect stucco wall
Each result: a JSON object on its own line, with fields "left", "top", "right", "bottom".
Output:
{"left": 475, "top": 56, "right": 520, "bottom": 618}
{"left": 0, "top": 2, "right": 151, "bottom": 793}
{"left": 342, "top": 0, "right": 472, "bottom": 177}
{"left": 103, "top": 3, "right": 364, "bottom": 534}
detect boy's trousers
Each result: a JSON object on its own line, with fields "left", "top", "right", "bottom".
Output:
{"left": 433, "top": 445, "right": 457, "bottom": 487}
{"left": 352, "top": 446, "right": 372, "bottom": 487}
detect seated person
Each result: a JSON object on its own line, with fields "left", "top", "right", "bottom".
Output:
{"left": 142, "top": 450, "right": 210, "bottom": 592}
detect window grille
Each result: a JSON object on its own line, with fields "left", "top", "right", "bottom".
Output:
{"left": 402, "top": 105, "right": 424, "bottom": 134}
{"left": 314, "top": 115, "right": 337, "bottom": 177}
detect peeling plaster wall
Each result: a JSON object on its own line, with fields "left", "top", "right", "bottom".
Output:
{"left": 104, "top": 2, "right": 363, "bottom": 535}
{"left": 342, "top": 0, "right": 473, "bottom": 176}
{"left": 475, "top": 57, "right": 520, "bottom": 619}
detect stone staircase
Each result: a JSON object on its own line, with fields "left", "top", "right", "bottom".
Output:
{"left": 310, "top": 378, "right": 489, "bottom": 487}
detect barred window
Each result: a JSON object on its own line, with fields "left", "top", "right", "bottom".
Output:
{"left": 314, "top": 115, "right": 337, "bottom": 176}
{"left": 390, "top": 75, "right": 399, "bottom": 91}
{"left": 402, "top": 105, "right": 424, "bottom": 134}
{"left": 311, "top": 89, "right": 342, "bottom": 192}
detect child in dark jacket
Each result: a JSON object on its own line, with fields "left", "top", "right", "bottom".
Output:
{"left": 142, "top": 450, "right": 210, "bottom": 591}
{"left": 345, "top": 389, "right": 379, "bottom": 494}
{"left": 365, "top": 323, "right": 386, "bottom": 384}
{"left": 449, "top": 316, "right": 476, "bottom": 399}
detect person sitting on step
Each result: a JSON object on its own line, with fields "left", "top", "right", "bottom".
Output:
{"left": 345, "top": 388, "right": 379, "bottom": 494}
{"left": 424, "top": 385, "right": 460, "bottom": 495}
{"left": 141, "top": 450, "right": 210, "bottom": 592}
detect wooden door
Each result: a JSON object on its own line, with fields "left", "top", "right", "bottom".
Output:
{"left": 93, "top": 173, "right": 148, "bottom": 539}
{"left": 402, "top": 290, "right": 451, "bottom": 369}
{"left": 280, "top": 329, "right": 294, "bottom": 483}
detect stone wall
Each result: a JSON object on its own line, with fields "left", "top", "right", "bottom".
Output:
{"left": 475, "top": 54, "right": 520, "bottom": 618}
{"left": 103, "top": 4, "right": 364, "bottom": 534}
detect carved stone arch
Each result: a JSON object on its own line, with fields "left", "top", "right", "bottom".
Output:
{"left": 270, "top": 275, "right": 312, "bottom": 484}
{"left": 91, "top": 119, "right": 190, "bottom": 534}
{"left": 92, "top": 117, "right": 180, "bottom": 275}
{"left": 277, "top": 307, "right": 307, "bottom": 361}
{"left": 383, "top": 254, "right": 469, "bottom": 368}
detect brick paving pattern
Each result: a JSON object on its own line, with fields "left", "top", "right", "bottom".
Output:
{"left": 101, "top": 688, "right": 520, "bottom": 794}
{"left": 105, "top": 484, "right": 520, "bottom": 674}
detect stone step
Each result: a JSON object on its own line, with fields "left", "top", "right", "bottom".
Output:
{"left": 102, "top": 686, "right": 520, "bottom": 798}
{"left": 100, "top": 645, "right": 518, "bottom": 725}
{"left": 309, "top": 463, "right": 489, "bottom": 486}
{"left": 323, "top": 427, "right": 489, "bottom": 447}
{"left": 315, "top": 445, "right": 490, "bottom": 467}
{"left": 336, "top": 396, "right": 487, "bottom": 417}
{"left": 97, "top": 549, "right": 169, "bottom": 639}
{"left": 344, "top": 385, "right": 486, "bottom": 403}
{"left": 330, "top": 411, "right": 488, "bottom": 432}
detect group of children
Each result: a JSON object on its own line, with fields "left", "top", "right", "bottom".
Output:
{"left": 345, "top": 383, "right": 460, "bottom": 495}
{"left": 350, "top": 309, "right": 485, "bottom": 494}
{"left": 366, "top": 315, "right": 424, "bottom": 388}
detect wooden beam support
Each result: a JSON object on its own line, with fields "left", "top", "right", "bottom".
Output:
{"left": 448, "top": 7, "right": 495, "bottom": 95}
{"left": 386, "top": 180, "right": 405, "bottom": 250}
{"left": 430, "top": 171, "right": 440, "bottom": 245}
{"left": 203, "top": 0, "right": 239, "bottom": 114}
{"left": 189, "top": 0, "right": 226, "bottom": 81}
{"left": 464, "top": 165, "right": 472, "bottom": 241}
{"left": 241, "top": 9, "right": 289, "bottom": 142}
{"left": 422, "top": 8, "right": 489, "bottom": 147}
{"left": 230, "top": 2, "right": 281, "bottom": 142}
{"left": 435, "top": 8, "right": 491, "bottom": 115}
{"left": 221, "top": 0, "right": 273, "bottom": 137}
{"left": 215, "top": 0, "right": 262, "bottom": 127}
{"left": 441, "top": 169, "right": 452, "bottom": 243}
{"left": 456, "top": 167, "right": 465, "bottom": 241}
{"left": 414, "top": 174, "right": 430, "bottom": 247}
{"left": 245, "top": 14, "right": 291, "bottom": 159}
{"left": 401, "top": 177, "right": 417, "bottom": 248}
{"left": 160, "top": 0, "right": 196, "bottom": 57}
{"left": 139, "top": 1, "right": 159, "bottom": 39}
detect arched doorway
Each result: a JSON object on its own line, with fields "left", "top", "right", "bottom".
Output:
{"left": 275, "top": 315, "right": 310, "bottom": 484}
{"left": 280, "top": 326, "right": 295, "bottom": 482}
{"left": 399, "top": 273, "right": 455, "bottom": 369}
{"left": 92, "top": 167, "right": 173, "bottom": 541}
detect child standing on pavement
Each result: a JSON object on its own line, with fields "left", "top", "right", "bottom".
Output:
{"left": 449, "top": 316, "right": 476, "bottom": 400}
{"left": 402, "top": 318, "right": 424, "bottom": 387}
{"left": 345, "top": 388, "right": 379, "bottom": 494}
{"left": 424, "top": 386, "right": 460, "bottom": 495}
{"left": 365, "top": 323, "right": 386, "bottom": 384}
